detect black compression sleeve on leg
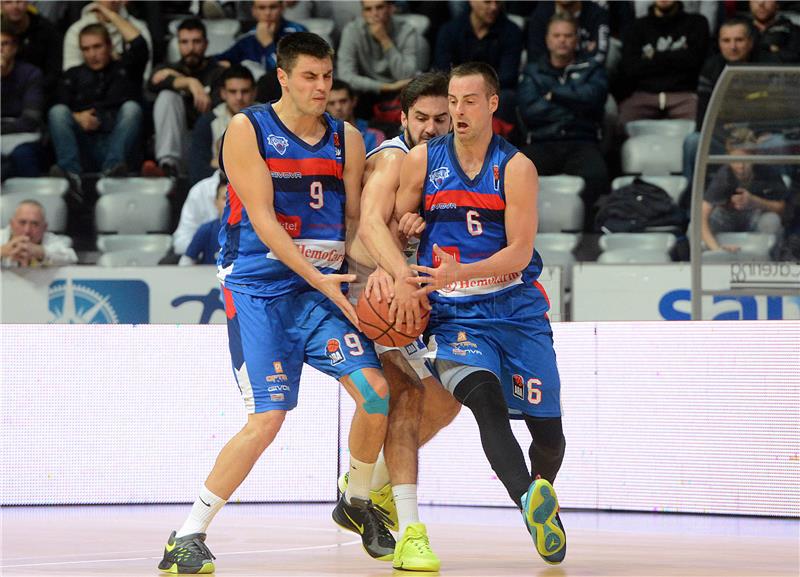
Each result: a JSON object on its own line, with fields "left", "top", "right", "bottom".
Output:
{"left": 524, "top": 415, "right": 566, "bottom": 484}
{"left": 453, "top": 370, "right": 531, "bottom": 506}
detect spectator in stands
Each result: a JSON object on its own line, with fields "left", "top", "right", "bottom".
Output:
{"left": 188, "top": 65, "right": 255, "bottom": 185}
{"left": 748, "top": 0, "right": 800, "bottom": 63}
{"left": 702, "top": 131, "right": 789, "bottom": 253}
{"left": 146, "top": 18, "right": 226, "bottom": 179}
{"left": 337, "top": 0, "right": 427, "bottom": 120}
{"left": 527, "top": 1, "right": 610, "bottom": 64}
{"left": 518, "top": 12, "right": 608, "bottom": 228}
{"left": 617, "top": 0, "right": 709, "bottom": 128}
{"left": 0, "top": 0, "right": 61, "bottom": 95}
{"left": 48, "top": 20, "right": 147, "bottom": 189}
{"left": 434, "top": 0, "right": 523, "bottom": 123}
{"left": 62, "top": 1, "right": 153, "bottom": 81}
{"left": 326, "top": 79, "right": 385, "bottom": 152}
{"left": 1, "top": 21, "right": 43, "bottom": 179}
{"left": 178, "top": 181, "right": 226, "bottom": 266}
{"left": 173, "top": 170, "right": 226, "bottom": 256}
{"left": 1, "top": 199, "right": 77, "bottom": 268}
{"left": 683, "top": 17, "right": 755, "bottom": 188}
{"left": 215, "top": 0, "right": 307, "bottom": 79}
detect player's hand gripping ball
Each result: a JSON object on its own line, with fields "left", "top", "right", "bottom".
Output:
{"left": 356, "top": 290, "right": 428, "bottom": 347}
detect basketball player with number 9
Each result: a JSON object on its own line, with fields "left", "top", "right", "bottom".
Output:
{"left": 392, "top": 61, "right": 568, "bottom": 565}
{"left": 157, "top": 32, "right": 394, "bottom": 574}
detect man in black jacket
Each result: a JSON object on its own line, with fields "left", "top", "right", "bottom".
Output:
{"left": 48, "top": 8, "right": 148, "bottom": 184}
{"left": 518, "top": 12, "right": 608, "bottom": 228}
{"left": 748, "top": 0, "right": 800, "bottom": 63}
{"left": 0, "top": 0, "right": 61, "bottom": 96}
{"left": 617, "top": 0, "right": 709, "bottom": 128}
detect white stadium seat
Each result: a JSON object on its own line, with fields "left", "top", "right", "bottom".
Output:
{"left": 97, "top": 249, "right": 166, "bottom": 267}
{"left": 599, "top": 232, "right": 676, "bottom": 253}
{"left": 621, "top": 133, "right": 685, "bottom": 175}
{"left": 702, "top": 232, "right": 777, "bottom": 262}
{"left": 95, "top": 193, "right": 171, "bottom": 234}
{"left": 597, "top": 248, "right": 671, "bottom": 264}
{"left": 1, "top": 177, "right": 69, "bottom": 196}
{"left": 96, "top": 177, "right": 173, "bottom": 196}
{"left": 624, "top": 119, "right": 695, "bottom": 139}
{"left": 539, "top": 175, "right": 585, "bottom": 196}
{"left": 535, "top": 232, "right": 581, "bottom": 253}
{"left": 96, "top": 234, "right": 173, "bottom": 255}
{"left": 537, "top": 190, "right": 584, "bottom": 232}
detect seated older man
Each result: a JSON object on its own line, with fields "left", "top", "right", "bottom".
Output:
{"left": 1, "top": 199, "right": 77, "bottom": 268}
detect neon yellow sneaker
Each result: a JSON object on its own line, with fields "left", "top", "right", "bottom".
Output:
{"left": 522, "top": 479, "right": 566, "bottom": 564}
{"left": 392, "top": 522, "right": 440, "bottom": 571}
{"left": 338, "top": 472, "right": 398, "bottom": 532}
{"left": 157, "top": 531, "right": 215, "bottom": 574}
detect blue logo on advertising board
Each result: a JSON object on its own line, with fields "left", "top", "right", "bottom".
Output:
{"left": 49, "top": 279, "right": 149, "bottom": 324}
{"left": 659, "top": 289, "right": 800, "bottom": 320}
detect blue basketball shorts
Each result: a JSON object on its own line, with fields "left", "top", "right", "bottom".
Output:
{"left": 426, "top": 287, "right": 561, "bottom": 418}
{"left": 222, "top": 286, "right": 382, "bottom": 413}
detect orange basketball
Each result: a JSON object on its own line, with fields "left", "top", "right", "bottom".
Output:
{"left": 356, "top": 290, "right": 429, "bottom": 347}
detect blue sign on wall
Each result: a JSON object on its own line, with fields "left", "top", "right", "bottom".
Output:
{"left": 49, "top": 279, "right": 149, "bottom": 324}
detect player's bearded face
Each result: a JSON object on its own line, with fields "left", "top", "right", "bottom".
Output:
{"left": 402, "top": 96, "right": 451, "bottom": 147}
{"left": 283, "top": 56, "right": 333, "bottom": 116}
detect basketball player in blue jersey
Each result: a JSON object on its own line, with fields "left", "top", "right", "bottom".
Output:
{"left": 157, "top": 33, "right": 395, "bottom": 574}
{"left": 342, "top": 72, "right": 462, "bottom": 572}
{"left": 390, "top": 62, "right": 568, "bottom": 565}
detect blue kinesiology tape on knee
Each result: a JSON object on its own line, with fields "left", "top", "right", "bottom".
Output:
{"left": 350, "top": 369, "right": 389, "bottom": 415}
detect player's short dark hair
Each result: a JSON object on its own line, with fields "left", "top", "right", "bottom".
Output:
{"left": 449, "top": 61, "right": 500, "bottom": 97}
{"left": 177, "top": 17, "right": 207, "bottom": 40}
{"left": 547, "top": 11, "right": 578, "bottom": 34}
{"left": 720, "top": 16, "right": 753, "bottom": 38}
{"left": 276, "top": 32, "right": 334, "bottom": 73}
{"left": 400, "top": 72, "right": 449, "bottom": 115}
{"left": 331, "top": 79, "right": 354, "bottom": 98}
{"left": 79, "top": 23, "right": 111, "bottom": 44}
{"left": 221, "top": 64, "right": 255, "bottom": 87}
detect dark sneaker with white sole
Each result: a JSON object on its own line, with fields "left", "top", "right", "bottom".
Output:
{"left": 332, "top": 495, "right": 395, "bottom": 561}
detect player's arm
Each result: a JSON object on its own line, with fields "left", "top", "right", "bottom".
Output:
{"left": 357, "top": 148, "right": 406, "bottom": 273}
{"left": 222, "top": 114, "right": 360, "bottom": 326}
{"left": 342, "top": 121, "right": 367, "bottom": 257}
{"left": 386, "top": 144, "right": 428, "bottom": 330}
{"left": 413, "top": 153, "right": 538, "bottom": 290}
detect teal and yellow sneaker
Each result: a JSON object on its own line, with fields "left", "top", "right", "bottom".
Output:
{"left": 521, "top": 479, "right": 566, "bottom": 564}
{"left": 157, "top": 531, "right": 215, "bottom": 574}
{"left": 338, "top": 471, "right": 398, "bottom": 531}
{"left": 393, "top": 522, "right": 441, "bottom": 571}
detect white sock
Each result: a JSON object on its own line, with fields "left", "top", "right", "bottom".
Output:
{"left": 176, "top": 485, "right": 227, "bottom": 538}
{"left": 345, "top": 456, "right": 375, "bottom": 504}
{"left": 369, "top": 450, "right": 391, "bottom": 491}
{"left": 393, "top": 484, "right": 420, "bottom": 534}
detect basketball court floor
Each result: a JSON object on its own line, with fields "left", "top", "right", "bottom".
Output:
{"left": 2, "top": 503, "right": 797, "bottom": 576}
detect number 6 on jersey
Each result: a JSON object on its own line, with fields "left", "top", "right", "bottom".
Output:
{"left": 466, "top": 209, "right": 482, "bottom": 236}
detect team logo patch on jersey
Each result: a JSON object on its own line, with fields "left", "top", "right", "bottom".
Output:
{"left": 267, "top": 134, "right": 289, "bottom": 155}
{"left": 333, "top": 132, "right": 341, "bottom": 158}
{"left": 429, "top": 166, "right": 450, "bottom": 189}
{"left": 493, "top": 164, "right": 500, "bottom": 191}
{"left": 449, "top": 331, "right": 479, "bottom": 350}
{"left": 326, "top": 338, "right": 346, "bottom": 365}
{"left": 512, "top": 374, "right": 525, "bottom": 400}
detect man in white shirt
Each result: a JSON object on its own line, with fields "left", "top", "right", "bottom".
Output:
{"left": 172, "top": 170, "right": 225, "bottom": 255}
{"left": 1, "top": 199, "right": 77, "bottom": 267}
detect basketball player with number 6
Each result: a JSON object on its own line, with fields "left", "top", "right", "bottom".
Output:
{"left": 157, "top": 32, "right": 395, "bottom": 574}
{"left": 392, "top": 62, "right": 568, "bottom": 565}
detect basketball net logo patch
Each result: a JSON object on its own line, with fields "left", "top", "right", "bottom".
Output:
{"left": 512, "top": 374, "right": 525, "bottom": 400}
{"left": 267, "top": 134, "right": 289, "bottom": 155}
{"left": 326, "top": 338, "right": 346, "bottom": 365}
{"left": 429, "top": 166, "right": 450, "bottom": 189}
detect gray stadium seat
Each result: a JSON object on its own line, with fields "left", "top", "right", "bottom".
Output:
{"left": 539, "top": 175, "right": 585, "bottom": 196}
{"left": 599, "top": 232, "right": 676, "bottom": 253}
{"left": 702, "top": 232, "right": 777, "bottom": 262}
{"left": 536, "top": 232, "right": 581, "bottom": 253}
{"left": 97, "top": 249, "right": 166, "bottom": 267}
{"left": 96, "top": 177, "right": 173, "bottom": 196}
{"left": 537, "top": 190, "right": 584, "bottom": 232}
{"left": 536, "top": 247, "right": 575, "bottom": 290}
{"left": 621, "top": 133, "right": 684, "bottom": 175}
{"left": 96, "top": 234, "right": 173, "bottom": 254}
{"left": 611, "top": 175, "right": 687, "bottom": 204}
{"left": 624, "top": 119, "right": 695, "bottom": 138}
{"left": 1, "top": 191, "right": 68, "bottom": 233}
{"left": 1, "top": 177, "right": 69, "bottom": 196}
{"left": 597, "top": 248, "right": 671, "bottom": 264}
{"left": 95, "top": 193, "right": 171, "bottom": 234}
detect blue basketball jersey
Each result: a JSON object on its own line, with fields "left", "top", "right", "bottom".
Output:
{"left": 217, "top": 103, "right": 347, "bottom": 297}
{"left": 418, "top": 133, "right": 547, "bottom": 306}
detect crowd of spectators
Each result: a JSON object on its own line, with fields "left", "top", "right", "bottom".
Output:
{"left": 1, "top": 0, "right": 799, "bottom": 266}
